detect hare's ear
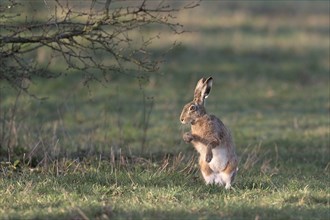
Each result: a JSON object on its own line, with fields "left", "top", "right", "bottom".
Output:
{"left": 203, "top": 77, "right": 213, "bottom": 99}
{"left": 194, "top": 77, "right": 213, "bottom": 105}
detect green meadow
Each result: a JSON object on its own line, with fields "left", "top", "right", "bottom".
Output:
{"left": 0, "top": 2, "right": 329, "bottom": 219}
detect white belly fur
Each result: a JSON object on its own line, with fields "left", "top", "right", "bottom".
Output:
{"left": 194, "top": 142, "right": 228, "bottom": 172}
{"left": 194, "top": 143, "right": 234, "bottom": 188}
{"left": 193, "top": 142, "right": 205, "bottom": 154}
{"left": 209, "top": 147, "right": 228, "bottom": 172}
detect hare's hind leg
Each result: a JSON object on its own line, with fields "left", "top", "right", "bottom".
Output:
{"left": 219, "top": 157, "right": 238, "bottom": 189}
{"left": 219, "top": 172, "right": 232, "bottom": 189}
{"left": 219, "top": 167, "right": 238, "bottom": 189}
{"left": 199, "top": 158, "right": 215, "bottom": 184}
{"left": 214, "top": 173, "right": 224, "bottom": 186}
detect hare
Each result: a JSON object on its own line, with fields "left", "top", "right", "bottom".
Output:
{"left": 180, "top": 77, "right": 238, "bottom": 189}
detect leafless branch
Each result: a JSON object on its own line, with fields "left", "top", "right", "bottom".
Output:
{"left": 0, "top": 0, "right": 201, "bottom": 91}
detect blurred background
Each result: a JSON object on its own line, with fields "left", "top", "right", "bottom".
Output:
{"left": 0, "top": 1, "right": 329, "bottom": 168}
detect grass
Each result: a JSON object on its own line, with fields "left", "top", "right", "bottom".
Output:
{"left": 1, "top": 156, "right": 329, "bottom": 219}
{"left": 0, "top": 1, "right": 329, "bottom": 220}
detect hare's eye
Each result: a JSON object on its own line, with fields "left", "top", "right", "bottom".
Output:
{"left": 189, "top": 105, "right": 196, "bottom": 111}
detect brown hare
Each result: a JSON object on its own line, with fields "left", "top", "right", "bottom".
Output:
{"left": 180, "top": 77, "right": 238, "bottom": 189}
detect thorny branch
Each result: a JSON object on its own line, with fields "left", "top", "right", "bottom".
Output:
{"left": 0, "top": 0, "right": 200, "bottom": 91}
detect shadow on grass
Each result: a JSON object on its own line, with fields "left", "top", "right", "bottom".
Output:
{"left": 29, "top": 201, "right": 330, "bottom": 220}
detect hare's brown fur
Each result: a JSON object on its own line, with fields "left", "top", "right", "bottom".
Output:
{"left": 180, "top": 77, "right": 238, "bottom": 189}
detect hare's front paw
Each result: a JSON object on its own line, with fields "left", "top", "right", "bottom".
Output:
{"left": 206, "top": 151, "right": 213, "bottom": 163}
{"left": 183, "top": 132, "right": 194, "bottom": 143}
